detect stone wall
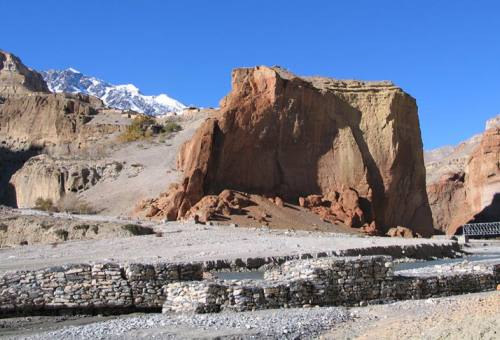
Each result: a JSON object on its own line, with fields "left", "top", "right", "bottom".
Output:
{"left": 201, "top": 241, "right": 461, "bottom": 271}
{"left": 1, "top": 257, "right": 497, "bottom": 316}
{"left": 162, "top": 257, "right": 499, "bottom": 314}
{"left": 0, "top": 261, "right": 203, "bottom": 315}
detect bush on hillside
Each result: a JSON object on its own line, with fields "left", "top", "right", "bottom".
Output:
{"left": 119, "top": 115, "right": 183, "bottom": 143}
{"left": 121, "top": 224, "right": 155, "bottom": 236}
{"left": 34, "top": 198, "right": 58, "bottom": 212}
{"left": 57, "top": 195, "right": 97, "bottom": 215}
{"left": 119, "top": 115, "right": 157, "bottom": 142}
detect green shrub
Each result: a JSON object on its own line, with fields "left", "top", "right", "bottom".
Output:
{"left": 57, "top": 195, "right": 97, "bottom": 215}
{"left": 121, "top": 224, "right": 155, "bottom": 236}
{"left": 119, "top": 116, "right": 182, "bottom": 143}
{"left": 119, "top": 115, "right": 157, "bottom": 142}
{"left": 40, "top": 221, "right": 53, "bottom": 230}
{"left": 34, "top": 198, "right": 58, "bottom": 212}
{"left": 54, "top": 229, "right": 69, "bottom": 241}
{"left": 163, "top": 121, "right": 182, "bottom": 133}
{"left": 73, "top": 224, "right": 90, "bottom": 231}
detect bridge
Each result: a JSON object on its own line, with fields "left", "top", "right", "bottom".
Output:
{"left": 461, "top": 222, "right": 500, "bottom": 242}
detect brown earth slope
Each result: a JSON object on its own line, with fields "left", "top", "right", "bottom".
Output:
{"left": 142, "top": 66, "right": 433, "bottom": 236}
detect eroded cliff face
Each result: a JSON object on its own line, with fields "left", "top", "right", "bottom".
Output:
{"left": 0, "top": 92, "right": 107, "bottom": 150}
{"left": 0, "top": 50, "right": 127, "bottom": 207}
{"left": 9, "top": 155, "right": 123, "bottom": 208}
{"left": 143, "top": 66, "right": 433, "bottom": 236}
{"left": 0, "top": 50, "right": 49, "bottom": 96}
{"left": 426, "top": 115, "right": 500, "bottom": 234}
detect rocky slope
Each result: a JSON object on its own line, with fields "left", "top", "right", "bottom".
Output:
{"left": 426, "top": 115, "right": 500, "bottom": 234}
{"left": 141, "top": 66, "right": 433, "bottom": 236}
{"left": 42, "top": 68, "right": 186, "bottom": 116}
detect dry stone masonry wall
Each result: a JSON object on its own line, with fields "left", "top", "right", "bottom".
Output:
{"left": 1, "top": 256, "right": 498, "bottom": 316}
{"left": 0, "top": 262, "right": 203, "bottom": 315}
{"left": 162, "top": 257, "right": 499, "bottom": 314}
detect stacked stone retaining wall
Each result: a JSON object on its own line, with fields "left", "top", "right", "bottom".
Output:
{"left": 162, "top": 257, "right": 499, "bottom": 313}
{"left": 0, "top": 262, "right": 203, "bottom": 315}
{"left": 1, "top": 257, "right": 497, "bottom": 316}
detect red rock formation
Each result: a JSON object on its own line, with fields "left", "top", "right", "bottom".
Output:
{"left": 386, "top": 226, "right": 417, "bottom": 238}
{"left": 144, "top": 66, "right": 433, "bottom": 236}
{"left": 427, "top": 118, "right": 499, "bottom": 235}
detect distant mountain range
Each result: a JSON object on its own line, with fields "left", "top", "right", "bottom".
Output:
{"left": 42, "top": 68, "right": 186, "bottom": 116}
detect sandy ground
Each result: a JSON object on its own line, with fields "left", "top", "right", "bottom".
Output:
{"left": 80, "top": 111, "right": 209, "bottom": 217}
{"left": 323, "top": 291, "right": 500, "bottom": 340}
{"left": 0, "top": 221, "right": 457, "bottom": 274}
{"left": 1, "top": 291, "right": 497, "bottom": 339}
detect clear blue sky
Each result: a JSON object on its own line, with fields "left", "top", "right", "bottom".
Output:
{"left": 2, "top": 0, "right": 499, "bottom": 149}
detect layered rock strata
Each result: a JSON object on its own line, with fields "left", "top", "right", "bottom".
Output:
{"left": 144, "top": 66, "right": 433, "bottom": 236}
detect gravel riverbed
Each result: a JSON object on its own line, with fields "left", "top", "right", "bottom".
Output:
{"left": 3, "top": 307, "right": 350, "bottom": 339}
{"left": 2, "top": 291, "right": 498, "bottom": 339}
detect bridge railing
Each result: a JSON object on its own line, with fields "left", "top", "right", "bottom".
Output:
{"left": 461, "top": 222, "right": 500, "bottom": 242}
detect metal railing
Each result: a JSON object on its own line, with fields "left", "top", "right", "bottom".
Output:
{"left": 460, "top": 222, "right": 500, "bottom": 242}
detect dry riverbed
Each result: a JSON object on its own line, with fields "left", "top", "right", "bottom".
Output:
{"left": 0, "top": 291, "right": 497, "bottom": 339}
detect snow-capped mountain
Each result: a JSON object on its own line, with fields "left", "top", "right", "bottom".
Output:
{"left": 42, "top": 68, "right": 186, "bottom": 116}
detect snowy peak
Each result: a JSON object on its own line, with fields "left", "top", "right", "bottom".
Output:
{"left": 42, "top": 69, "right": 186, "bottom": 116}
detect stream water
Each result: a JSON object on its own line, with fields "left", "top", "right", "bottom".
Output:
{"left": 395, "top": 252, "right": 500, "bottom": 271}
{"left": 213, "top": 249, "right": 500, "bottom": 281}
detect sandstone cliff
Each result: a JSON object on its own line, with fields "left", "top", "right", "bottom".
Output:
{"left": 0, "top": 50, "right": 126, "bottom": 152}
{"left": 0, "top": 50, "right": 127, "bottom": 207}
{"left": 0, "top": 50, "right": 49, "bottom": 96}
{"left": 426, "top": 115, "right": 500, "bottom": 234}
{"left": 9, "top": 154, "right": 123, "bottom": 208}
{"left": 143, "top": 66, "right": 434, "bottom": 236}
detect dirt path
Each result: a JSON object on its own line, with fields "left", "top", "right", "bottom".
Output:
{"left": 322, "top": 291, "right": 500, "bottom": 340}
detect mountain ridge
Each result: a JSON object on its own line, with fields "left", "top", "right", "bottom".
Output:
{"left": 42, "top": 68, "right": 186, "bottom": 116}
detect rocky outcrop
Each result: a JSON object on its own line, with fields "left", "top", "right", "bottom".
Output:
{"left": 0, "top": 50, "right": 49, "bottom": 96}
{"left": 297, "top": 190, "right": 366, "bottom": 228}
{"left": 9, "top": 154, "right": 123, "bottom": 208}
{"left": 143, "top": 66, "right": 433, "bottom": 236}
{"left": 0, "top": 50, "right": 130, "bottom": 206}
{"left": 426, "top": 115, "right": 500, "bottom": 234}
{"left": 0, "top": 91, "right": 108, "bottom": 151}
{"left": 0, "top": 50, "right": 132, "bottom": 153}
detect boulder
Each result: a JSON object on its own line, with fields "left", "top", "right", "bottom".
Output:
{"left": 143, "top": 66, "right": 433, "bottom": 235}
{"left": 361, "top": 221, "right": 379, "bottom": 236}
{"left": 386, "top": 226, "right": 416, "bottom": 238}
